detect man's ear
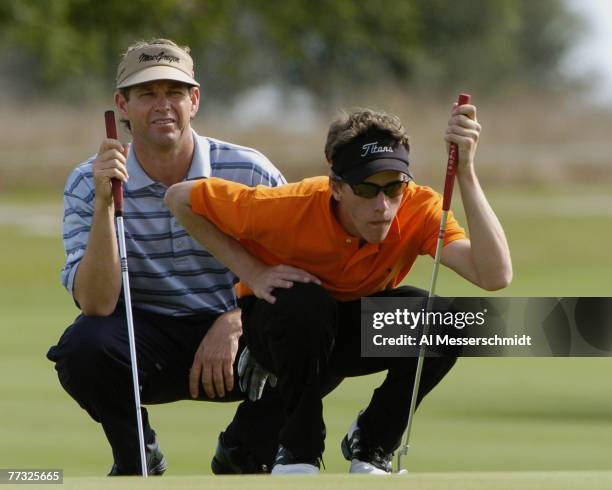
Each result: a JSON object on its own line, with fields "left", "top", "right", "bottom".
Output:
{"left": 189, "top": 86, "right": 200, "bottom": 118}
{"left": 114, "top": 90, "right": 129, "bottom": 119}
{"left": 329, "top": 176, "right": 342, "bottom": 201}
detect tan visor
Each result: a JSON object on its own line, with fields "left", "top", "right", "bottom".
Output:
{"left": 116, "top": 44, "right": 200, "bottom": 89}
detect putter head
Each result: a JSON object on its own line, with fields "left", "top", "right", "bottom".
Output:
{"left": 395, "top": 444, "right": 409, "bottom": 473}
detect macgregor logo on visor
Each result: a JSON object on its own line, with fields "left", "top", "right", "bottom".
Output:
{"left": 361, "top": 141, "right": 394, "bottom": 157}
{"left": 138, "top": 51, "right": 180, "bottom": 64}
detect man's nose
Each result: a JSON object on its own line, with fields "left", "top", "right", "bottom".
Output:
{"left": 373, "top": 190, "right": 390, "bottom": 211}
{"left": 154, "top": 94, "right": 170, "bottom": 110}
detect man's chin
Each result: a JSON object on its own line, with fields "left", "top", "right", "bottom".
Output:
{"left": 362, "top": 230, "right": 390, "bottom": 244}
{"left": 149, "top": 131, "right": 179, "bottom": 148}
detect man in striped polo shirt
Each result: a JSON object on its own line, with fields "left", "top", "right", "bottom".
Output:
{"left": 46, "top": 38, "right": 299, "bottom": 476}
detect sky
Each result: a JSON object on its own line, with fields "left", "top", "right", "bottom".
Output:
{"left": 564, "top": 0, "right": 612, "bottom": 103}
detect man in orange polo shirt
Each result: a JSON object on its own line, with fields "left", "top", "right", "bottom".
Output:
{"left": 165, "top": 106, "right": 512, "bottom": 474}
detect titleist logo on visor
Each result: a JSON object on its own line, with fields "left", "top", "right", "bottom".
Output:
{"left": 331, "top": 132, "right": 411, "bottom": 183}
{"left": 138, "top": 51, "right": 180, "bottom": 64}
{"left": 361, "top": 142, "right": 394, "bottom": 157}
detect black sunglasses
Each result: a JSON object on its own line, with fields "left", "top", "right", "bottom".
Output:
{"left": 334, "top": 175, "right": 409, "bottom": 199}
{"left": 350, "top": 180, "right": 409, "bottom": 198}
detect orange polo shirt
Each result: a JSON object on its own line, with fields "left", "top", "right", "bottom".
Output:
{"left": 191, "top": 176, "right": 466, "bottom": 301}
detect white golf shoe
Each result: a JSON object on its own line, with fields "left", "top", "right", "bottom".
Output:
{"left": 271, "top": 445, "right": 320, "bottom": 475}
{"left": 349, "top": 459, "right": 392, "bottom": 474}
{"left": 271, "top": 463, "right": 320, "bottom": 475}
{"left": 341, "top": 414, "right": 392, "bottom": 475}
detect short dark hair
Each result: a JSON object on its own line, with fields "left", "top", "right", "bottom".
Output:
{"left": 325, "top": 109, "right": 410, "bottom": 166}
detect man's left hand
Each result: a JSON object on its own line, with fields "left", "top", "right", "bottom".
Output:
{"left": 445, "top": 103, "right": 481, "bottom": 172}
{"left": 189, "top": 309, "right": 242, "bottom": 399}
{"left": 238, "top": 346, "right": 277, "bottom": 402}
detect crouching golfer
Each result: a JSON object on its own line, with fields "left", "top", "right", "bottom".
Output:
{"left": 46, "top": 38, "right": 292, "bottom": 476}
{"left": 165, "top": 105, "right": 512, "bottom": 474}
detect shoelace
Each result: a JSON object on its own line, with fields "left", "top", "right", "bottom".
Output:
{"left": 365, "top": 447, "right": 392, "bottom": 472}
{"left": 275, "top": 446, "right": 324, "bottom": 469}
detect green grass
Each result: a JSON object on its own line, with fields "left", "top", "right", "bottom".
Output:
{"left": 0, "top": 187, "right": 611, "bottom": 483}
{"left": 48, "top": 472, "right": 612, "bottom": 490}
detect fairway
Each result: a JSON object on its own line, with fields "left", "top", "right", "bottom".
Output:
{"left": 0, "top": 187, "right": 610, "bottom": 479}
{"left": 23, "top": 471, "right": 607, "bottom": 490}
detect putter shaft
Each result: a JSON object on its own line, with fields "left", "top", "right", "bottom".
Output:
{"left": 396, "top": 211, "right": 448, "bottom": 470}
{"left": 105, "top": 110, "right": 148, "bottom": 477}
{"left": 116, "top": 217, "right": 148, "bottom": 477}
{"left": 396, "top": 94, "right": 471, "bottom": 473}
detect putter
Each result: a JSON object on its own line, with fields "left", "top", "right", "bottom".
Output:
{"left": 396, "top": 93, "right": 471, "bottom": 473}
{"left": 105, "top": 110, "right": 148, "bottom": 477}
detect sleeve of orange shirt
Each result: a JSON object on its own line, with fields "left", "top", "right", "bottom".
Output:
{"left": 190, "top": 177, "right": 256, "bottom": 239}
{"left": 419, "top": 191, "right": 466, "bottom": 258}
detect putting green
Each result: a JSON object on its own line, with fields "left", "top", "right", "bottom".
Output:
{"left": 47, "top": 472, "right": 612, "bottom": 490}
{"left": 1, "top": 188, "right": 611, "bottom": 477}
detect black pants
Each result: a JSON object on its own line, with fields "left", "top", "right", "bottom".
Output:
{"left": 47, "top": 305, "right": 282, "bottom": 472}
{"left": 242, "top": 283, "right": 457, "bottom": 461}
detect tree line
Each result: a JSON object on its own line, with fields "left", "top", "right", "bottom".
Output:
{"left": 0, "top": 0, "right": 582, "bottom": 102}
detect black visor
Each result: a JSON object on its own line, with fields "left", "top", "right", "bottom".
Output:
{"left": 332, "top": 133, "right": 411, "bottom": 184}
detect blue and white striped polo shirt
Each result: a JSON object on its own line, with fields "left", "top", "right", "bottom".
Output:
{"left": 61, "top": 129, "right": 286, "bottom": 316}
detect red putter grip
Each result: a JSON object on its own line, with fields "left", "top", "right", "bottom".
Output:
{"left": 104, "top": 110, "right": 123, "bottom": 217}
{"left": 442, "top": 93, "right": 471, "bottom": 211}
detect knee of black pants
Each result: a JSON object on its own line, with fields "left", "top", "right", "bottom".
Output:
{"left": 48, "top": 312, "right": 124, "bottom": 394}
{"left": 245, "top": 283, "right": 338, "bottom": 369}
{"left": 385, "top": 354, "right": 456, "bottom": 390}
{"left": 271, "top": 283, "right": 336, "bottom": 345}
{"left": 271, "top": 282, "right": 336, "bottom": 317}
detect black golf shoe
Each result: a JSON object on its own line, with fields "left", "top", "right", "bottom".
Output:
{"left": 211, "top": 432, "right": 270, "bottom": 474}
{"left": 108, "top": 436, "right": 167, "bottom": 476}
{"left": 341, "top": 414, "right": 392, "bottom": 474}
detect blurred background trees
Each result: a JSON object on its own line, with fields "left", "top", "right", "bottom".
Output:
{"left": 3, "top": 0, "right": 609, "bottom": 192}
{"left": 0, "top": 0, "right": 582, "bottom": 103}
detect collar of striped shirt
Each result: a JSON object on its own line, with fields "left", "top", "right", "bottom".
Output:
{"left": 125, "top": 129, "right": 212, "bottom": 190}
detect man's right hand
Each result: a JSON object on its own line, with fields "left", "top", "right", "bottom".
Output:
{"left": 72, "top": 138, "right": 127, "bottom": 315}
{"left": 189, "top": 309, "right": 242, "bottom": 399}
{"left": 93, "top": 139, "right": 129, "bottom": 207}
{"left": 248, "top": 264, "right": 321, "bottom": 304}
